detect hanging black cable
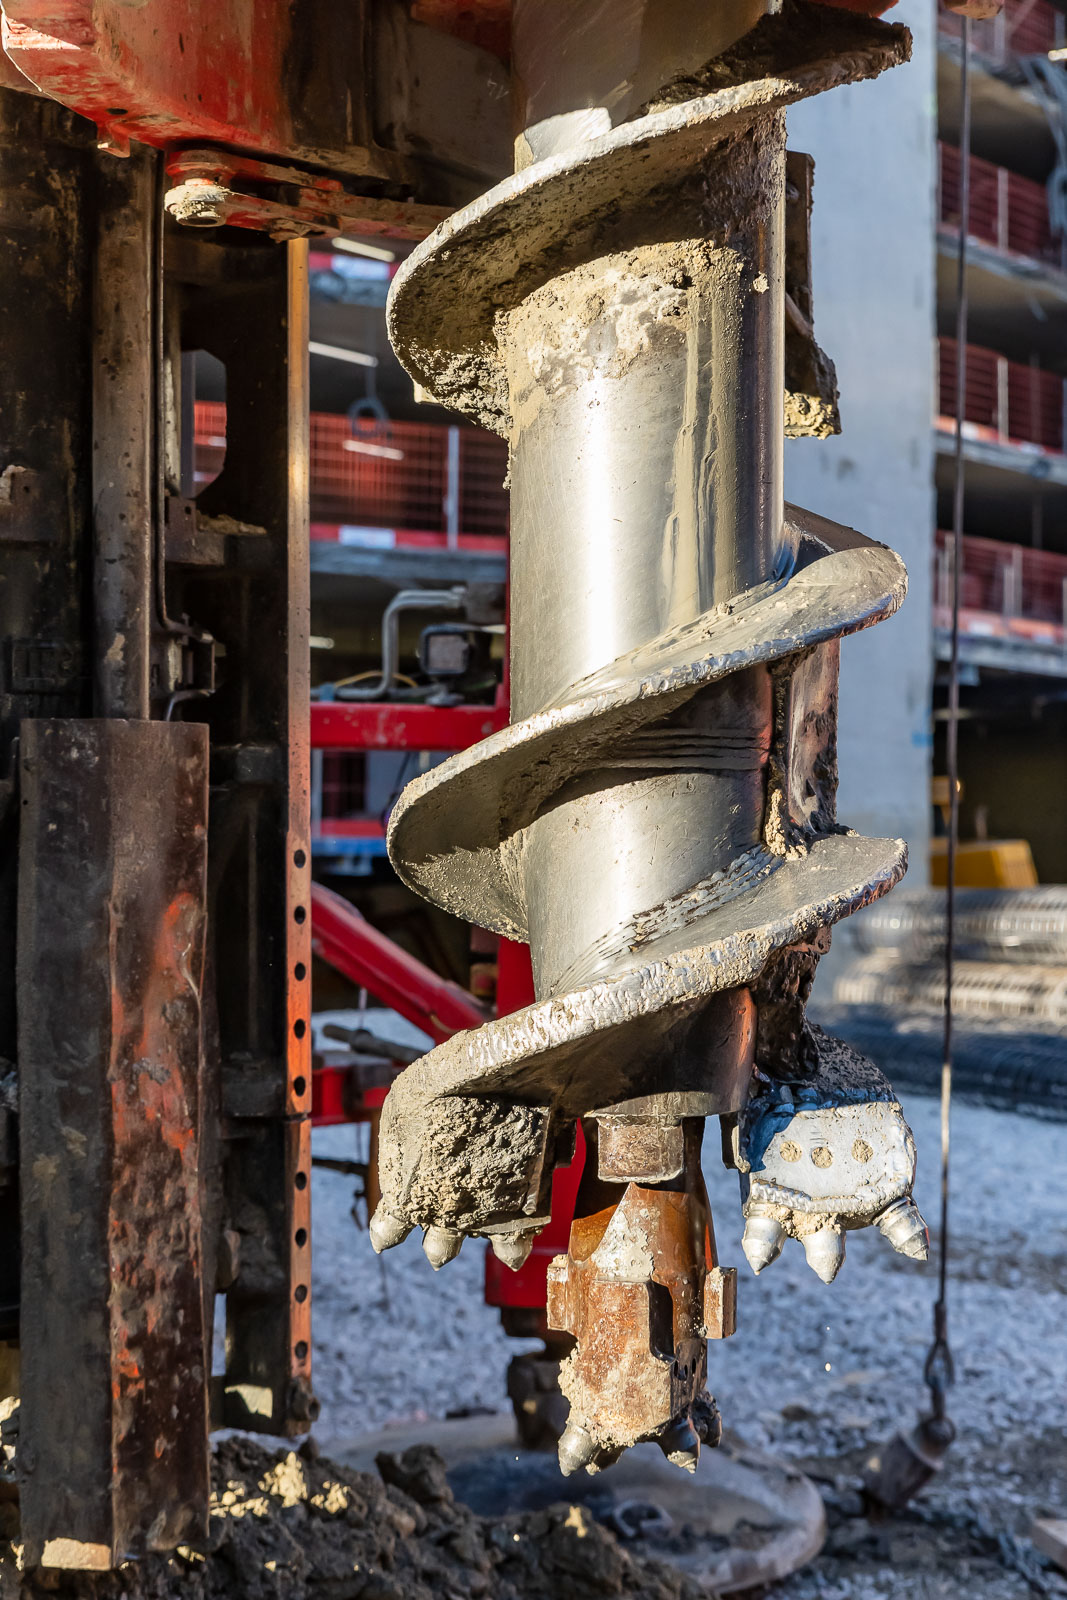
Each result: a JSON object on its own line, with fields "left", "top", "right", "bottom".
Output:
{"left": 925, "top": 6, "right": 971, "bottom": 1440}
{"left": 865, "top": 15, "right": 972, "bottom": 1509}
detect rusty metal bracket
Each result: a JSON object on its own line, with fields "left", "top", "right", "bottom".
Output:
{"left": 164, "top": 149, "right": 453, "bottom": 243}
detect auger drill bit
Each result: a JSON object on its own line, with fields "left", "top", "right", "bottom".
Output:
{"left": 374, "top": 0, "right": 927, "bottom": 1473}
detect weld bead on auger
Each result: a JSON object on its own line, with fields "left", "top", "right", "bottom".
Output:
{"left": 375, "top": 0, "right": 923, "bottom": 1472}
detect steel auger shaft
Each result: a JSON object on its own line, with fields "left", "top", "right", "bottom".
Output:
{"left": 374, "top": 0, "right": 928, "bottom": 1474}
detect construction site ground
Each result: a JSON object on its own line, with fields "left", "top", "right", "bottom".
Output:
{"left": 3, "top": 1014, "right": 1060, "bottom": 1598}
{"left": 309, "top": 1012, "right": 1067, "bottom": 1599}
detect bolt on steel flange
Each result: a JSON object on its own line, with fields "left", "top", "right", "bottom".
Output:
{"left": 374, "top": 0, "right": 924, "bottom": 1472}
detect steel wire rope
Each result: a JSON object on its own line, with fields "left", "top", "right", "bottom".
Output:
{"left": 925, "top": 9, "right": 972, "bottom": 1433}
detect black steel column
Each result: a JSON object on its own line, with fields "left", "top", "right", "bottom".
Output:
{"left": 92, "top": 145, "right": 157, "bottom": 720}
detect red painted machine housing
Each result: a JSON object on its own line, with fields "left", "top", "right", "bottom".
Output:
{"left": 1, "top": 0, "right": 900, "bottom": 164}
{"left": 2, "top": 1, "right": 307, "bottom": 157}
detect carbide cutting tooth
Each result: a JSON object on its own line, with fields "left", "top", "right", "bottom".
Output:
{"left": 368, "top": 1207, "right": 411, "bottom": 1254}
{"left": 692, "top": 1391, "right": 723, "bottom": 1448}
{"left": 422, "top": 1224, "right": 464, "bottom": 1270}
{"left": 490, "top": 1231, "right": 535, "bottom": 1271}
{"left": 802, "top": 1225, "right": 845, "bottom": 1284}
{"left": 659, "top": 1418, "right": 701, "bottom": 1474}
{"left": 876, "top": 1198, "right": 930, "bottom": 1261}
{"left": 741, "top": 1208, "right": 787, "bottom": 1275}
{"left": 557, "top": 1421, "right": 597, "bottom": 1477}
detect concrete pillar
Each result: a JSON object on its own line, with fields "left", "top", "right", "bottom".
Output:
{"left": 783, "top": 0, "right": 936, "bottom": 982}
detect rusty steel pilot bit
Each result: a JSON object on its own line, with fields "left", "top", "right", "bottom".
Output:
{"left": 375, "top": 0, "right": 923, "bottom": 1471}
{"left": 547, "top": 1121, "right": 733, "bottom": 1475}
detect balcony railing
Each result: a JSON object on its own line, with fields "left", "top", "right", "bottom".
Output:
{"left": 935, "top": 530, "right": 1067, "bottom": 646}
{"left": 939, "top": 142, "right": 1060, "bottom": 270}
{"left": 939, "top": 0, "right": 1061, "bottom": 63}
{"left": 937, "top": 337, "right": 1066, "bottom": 455}
{"left": 194, "top": 401, "right": 509, "bottom": 540}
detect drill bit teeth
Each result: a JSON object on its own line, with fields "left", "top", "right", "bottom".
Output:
{"left": 490, "top": 1231, "right": 536, "bottom": 1271}
{"left": 659, "top": 1418, "right": 701, "bottom": 1474}
{"left": 557, "top": 1422, "right": 623, "bottom": 1478}
{"left": 557, "top": 1421, "right": 598, "bottom": 1478}
{"left": 736, "top": 1043, "right": 927, "bottom": 1284}
{"left": 422, "top": 1225, "right": 463, "bottom": 1270}
{"left": 692, "top": 1393, "right": 724, "bottom": 1449}
{"left": 741, "top": 1208, "right": 788, "bottom": 1275}
{"left": 876, "top": 1198, "right": 930, "bottom": 1261}
{"left": 368, "top": 1207, "right": 412, "bottom": 1255}
{"left": 801, "top": 1226, "right": 846, "bottom": 1284}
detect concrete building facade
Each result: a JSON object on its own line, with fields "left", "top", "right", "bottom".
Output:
{"left": 785, "top": 0, "right": 938, "bottom": 891}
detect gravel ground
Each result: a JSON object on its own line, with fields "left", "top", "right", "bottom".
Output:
{"left": 310, "top": 1011, "right": 1067, "bottom": 1598}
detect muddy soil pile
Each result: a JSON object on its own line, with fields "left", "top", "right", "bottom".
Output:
{"left": 1, "top": 1439, "right": 704, "bottom": 1600}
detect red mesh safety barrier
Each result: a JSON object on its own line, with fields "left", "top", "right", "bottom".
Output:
{"left": 457, "top": 428, "right": 511, "bottom": 538}
{"left": 934, "top": 529, "right": 1067, "bottom": 628}
{"left": 194, "top": 399, "right": 227, "bottom": 492}
{"left": 936, "top": 338, "right": 1000, "bottom": 434}
{"left": 939, "top": 143, "right": 1059, "bottom": 268}
{"left": 1006, "top": 360, "right": 1065, "bottom": 453}
{"left": 194, "top": 402, "right": 509, "bottom": 537}
{"left": 309, "top": 412, "right": 509, "bottom": 534}
{"left": 937, "top": 337, "right": 1065, "bottom": 453}
{"left": 939, "top": 0, "right": 1060, "bottom": 61}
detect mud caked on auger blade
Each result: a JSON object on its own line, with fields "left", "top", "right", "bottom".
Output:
{"left": 373, "top": 0, "right": 927, "bottom": 1474}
